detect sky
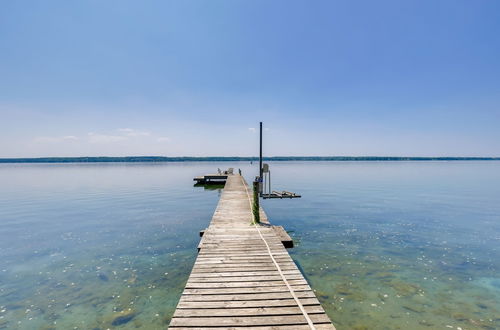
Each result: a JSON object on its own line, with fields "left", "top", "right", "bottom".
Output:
{"left": 1, "top": 0, "right": 499, "bottom": 157}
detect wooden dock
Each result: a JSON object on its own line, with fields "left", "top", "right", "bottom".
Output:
{"left": 169, "top": 174, "right": 335, "bottom": 329}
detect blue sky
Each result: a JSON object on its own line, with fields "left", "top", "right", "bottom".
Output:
{"left": 1, "top": 0, "right": 499, "bottom": 157}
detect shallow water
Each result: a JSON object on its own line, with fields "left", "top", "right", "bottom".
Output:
{"left": 0, "top": 161, "right": 499, "bottom": 329}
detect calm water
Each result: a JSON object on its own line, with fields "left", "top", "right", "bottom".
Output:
{"left": 0, "top": 162, "right": 499, "bottom": 329}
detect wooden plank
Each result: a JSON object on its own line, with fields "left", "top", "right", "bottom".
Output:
{"left": 198, "top": 249, "right": 287, "bottom": 254}
{"left": 198, "top": 252, "right": 289, "bottom": 257}
{"left": 193, "top": 262, "right": 297, "bottom": 268}
{"left": 188, "top": 270, "right": 301, "bottom": 277}
{"left": 273, "top": 225, "right": 294, "bottom": 248}
{"left": 178, "top": 290, "right": 317, "bottom": 302}
{"left": 182, "top": 285, "right": 312, "bottom": 295}
{"left": 169, "top": 314, "right": 332, "bottom": 327}
{"left": 173, "top": 305, "right": 326, "bottom": 317}
{"left": 170, "top": 325, "right": 335, "bottom": 330}
{"left": 186, "top": 275, "right": 304, "bottom": 282}
{"left": 190, "top": 267, "right": 297, "bottom": 273}
{"left": 185, "top": 280, "right": 308, "bottom": 288}
{"left": 195, "top": 256, "right": 292, "bottom": 261}
{"left": 176, "top": 298, "right": 322, "bottom": 309}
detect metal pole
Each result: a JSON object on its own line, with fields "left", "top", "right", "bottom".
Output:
{"left": 263, "top": 172, "right": 266, "bottom": 196}
{"left": 269, "top": 170, "right": 271, "bottom": 195}
{"left": 259, "top": 122, "right": 263, "bottom": 180}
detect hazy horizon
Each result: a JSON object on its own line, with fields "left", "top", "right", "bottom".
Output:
{"left": 1, "top": 1, "right": 499, "bottom": 158}
{"left": 1, "top": 155, "right": 500, "bottom": 162}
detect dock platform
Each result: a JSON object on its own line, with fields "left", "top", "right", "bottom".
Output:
{"left": 262, "top": 190, "right": 302, "bottom": 199}
{"left": 194, "top": 168, "right": 233, "bottom": 185}
{"left": 193, "top": 174, "right": 228, "bottom": 185}
{"left": 169, "top": 174, "right": 335, "bottom": 329}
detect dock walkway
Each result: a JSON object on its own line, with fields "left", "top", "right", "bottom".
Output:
{"left": 169, "top": 174, "right": 335, "bottom": 329}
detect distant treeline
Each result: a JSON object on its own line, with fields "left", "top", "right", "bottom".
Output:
{"left": 1, "top": 156, "right": 499, "bottom": 163}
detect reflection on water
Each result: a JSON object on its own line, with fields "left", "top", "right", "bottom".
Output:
{"left": 0, "top": 161, "right": 499, "bottom": 329}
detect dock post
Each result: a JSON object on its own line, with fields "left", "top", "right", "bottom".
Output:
{"left": 252, "top": 179, "right": 260, "bottom": 223}
{"left": 259, "top": 121, "right": 263, "bottom": 180}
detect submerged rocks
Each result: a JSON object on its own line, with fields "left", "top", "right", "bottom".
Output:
{"left": 377, "top": 293, "right": 389, "bottom": 301}
{"left": 335, "top": 283, "right": 366, "bottom": 301}
{"left": 374, "top": 271, "right": 396, "bottom": 280}
{"left": 314, "top": 289, "right": 330, "bottom": 300}
{"left": 402, "top": 303, "right": 425, "bottom": 313}
{"left": 418, "top": 319, "right": 434, "bottom": 327}
{"left": 127, "top": 274, "right": 137, "bottom": 284}
{"left": 451, "top": 312, "right": 469, "bottom": 321}
{"left": 39, "top": 326, "right": 56, "bottom": 330}
{"left": 102, "top": 308, "right": 136, "bottom": 327}
{"left": 476, "top": 302, "right": 488, "bottom": 310}
{"left": 388, "top": 279, "right": 420, "bottom": 296}
{"left": 111, "top": 309, "right": 136, "bottom": 326}
{"left": 0, "top": 319, "right": 8, "bottom": 329}
{"left": 96, "top": 273, "right": 109, "bottom": 282}
{"left": 352, "top": 325, "right": 369, "bottom": 330}
{"left": 336, "top": 283, "right": 353, "bottom": 296}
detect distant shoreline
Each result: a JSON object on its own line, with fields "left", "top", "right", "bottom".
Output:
{"left": 1, "top": 156, "right": 500, "bottom": 163}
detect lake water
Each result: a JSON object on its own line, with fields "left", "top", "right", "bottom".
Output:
{"left": 0, "top": 161, "right": 499, "bottom": 329}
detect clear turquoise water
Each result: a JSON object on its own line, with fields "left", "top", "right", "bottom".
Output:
{"left": 0, "top": 162, "right": 499, "bottom": 329}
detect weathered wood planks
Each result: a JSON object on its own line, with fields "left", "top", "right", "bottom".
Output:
{"left": 169, "top": 174, "right": 335, "bottom": 329}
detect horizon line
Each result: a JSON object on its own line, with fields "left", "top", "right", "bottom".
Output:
{"left": 1, "top": 156, "right": 500, "bottom": 163}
